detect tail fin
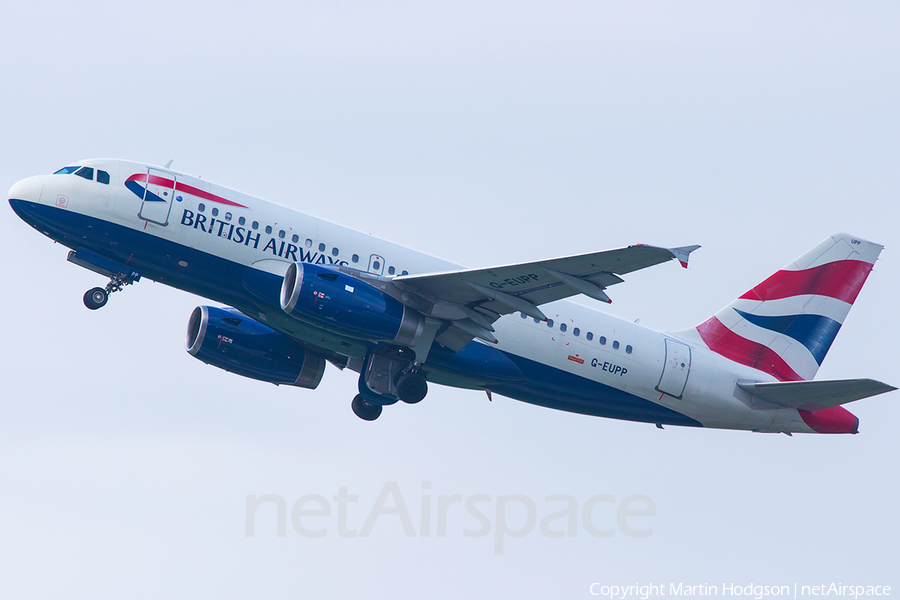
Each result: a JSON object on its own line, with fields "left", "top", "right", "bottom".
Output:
{"left": 679, "top": 233, "right": 883, "bottom": 381}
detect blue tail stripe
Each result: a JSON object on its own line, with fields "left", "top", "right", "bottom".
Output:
{"left": 733, "top": 308, "right": 841, "bottom": 365}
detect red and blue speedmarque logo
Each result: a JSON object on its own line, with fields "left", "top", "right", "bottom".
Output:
{"left": 125, "top": 173, "right": 248, "bottom": 208}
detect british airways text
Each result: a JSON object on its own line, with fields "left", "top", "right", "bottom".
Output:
{"left": 180, "top": 209, "right": 348, "bottom": 266}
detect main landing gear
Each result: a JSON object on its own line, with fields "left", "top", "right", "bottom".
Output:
{"left": 83, "top": 272, "right": 132, "bottom": 310}
{"left": 351, "top": 395, "right": 383, "bottom": 421}
{"left": 351, "top": 348, "right": 429, "bottom": 421}
{"left": 394, "top": 367, "right": 428, "bottom": 404}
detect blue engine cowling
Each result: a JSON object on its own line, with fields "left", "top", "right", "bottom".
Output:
{"left": 280, "top": 262, "right": 425, "bottom": 346}
{"left": 185, "top": 306, "right": 326, "bottom": 388}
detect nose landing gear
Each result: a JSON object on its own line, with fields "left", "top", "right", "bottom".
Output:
{"left": 67, "top": 248, "right": 141, "bottom": 311}
{"left": 82, "top": 272, "right": 133, "bottom": 310}
{"left": 83, "top": 287, "right": 108, "bottom": 310}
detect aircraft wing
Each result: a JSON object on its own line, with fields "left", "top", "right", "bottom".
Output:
{"left": 737, "top": 379, "right": 897, "bottom": 412}
{"left": 392, "top": 243, "right": 699, "bottom": 351}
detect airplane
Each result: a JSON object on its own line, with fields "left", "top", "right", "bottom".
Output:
{"left": 8, "top": 158, "right": 895, "bottom": 433}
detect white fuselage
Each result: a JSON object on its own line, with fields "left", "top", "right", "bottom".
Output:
{"left": 9, "top": 158, "right": 820, "bottom": 433}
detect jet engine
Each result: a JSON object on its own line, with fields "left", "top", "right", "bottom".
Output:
{"left": 185, "top": 306, "right": 325, "bottom": 388}
{"left": 280, "top": 262, "right": 425, "bottom": 346}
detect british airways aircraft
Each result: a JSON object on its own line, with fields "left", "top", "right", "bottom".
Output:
{"left": 8, "top": 159, "right": 895, "bottom": 432}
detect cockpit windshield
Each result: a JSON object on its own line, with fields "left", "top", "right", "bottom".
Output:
{"left": 52, "top": 165, "right": 110, "bottom": 184}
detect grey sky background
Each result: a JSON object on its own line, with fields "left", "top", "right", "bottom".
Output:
{"left": 1, "top": 1, "right": 898, "bottom": 598}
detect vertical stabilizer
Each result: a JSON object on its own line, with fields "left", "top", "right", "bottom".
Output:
{"left": 676, "top": 233, "right": 882, "bottom": 381}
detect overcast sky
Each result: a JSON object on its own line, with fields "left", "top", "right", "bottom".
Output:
{"left": 1, "top": 1, "right": 898, "bottom": 598}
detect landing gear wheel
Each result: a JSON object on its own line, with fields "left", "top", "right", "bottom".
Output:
{"left": 83, "top": 287, "right": 108, "bottom": 310}
{"left": 352, "top": 395, "right": 383, "bottom": 421}
{"left": 395, "top": 371, "right": 428, "bottom": 404}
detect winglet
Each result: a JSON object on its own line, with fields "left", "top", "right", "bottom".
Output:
{"left": 670, "top": 245, "right": 701, "bottom": 269}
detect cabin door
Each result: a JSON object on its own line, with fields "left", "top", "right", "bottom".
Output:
{"left": 138, "top": 168, "right": 176, "bottom": 226}
{"left": 656, "top": 339, "right": 692, "bottom": 399}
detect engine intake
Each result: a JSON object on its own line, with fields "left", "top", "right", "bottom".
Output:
{"left": 186, "top": 306, "right": 325, "bottom": 388}
{"left": 280, "top": 262, "right": 424, "bottom": 347}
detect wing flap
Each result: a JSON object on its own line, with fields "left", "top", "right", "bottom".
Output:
{"left": 737, "top": 379, "right": 896, "bottom": 411}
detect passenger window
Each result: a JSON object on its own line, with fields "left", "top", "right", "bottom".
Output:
{"left": 74, "top": 167, "right": 94, "bottom": 180}
{"left": 265, "top": 225, "right": 272, "bottom": 234}
{"left": 586, "top": 332, "right": 593, "bottom": 341}
{"left": 212, "top": 207, "right": 219, "bottom": 217}
{"left": 599, "top": 336, "right": 607, "bottom": 345}
{"left": 318, "top": 243, "right": 325, "bottom": 252}
{"left": 560, "top": 323, "right": 567, "bottom": 332}
{"left": 373, "top": 261, "right": 381, "bottom": 271}
{"left": 547, "top": 319, "right": 554, "bottom": 328}
{"left": 198, "top": 203, "right": 206, "bottom": 212}
{"left": 97, "top": 170, "right": 110, "bottom": 184}
{"left": 306, "top": 239, "right": 312, "bottom": 248}
{"left": 533, "top": 318, "right": 540, "bottom": 323}
{"left": 252, "top": 221, "right": 259, "bottom": 230}
{"left": 626, "top": 345, "right": 633, "bottom": 354}
{"left": 520, "top": 313, "right": 527, "bottom": 319}
{"left": 573, "top": 327, "right": 580, "bottom": 336}
{"left": 613, "top": 341, "right": 620, "bottom": 350}
{"left": 225, "top": 212, "right": 232, "bottom": 222}
{"left": 238, "top": 216, "right": 246, "bottom": 226}
{"left": 332, "top": 247, "right": 339, "bottom": 256}
{"left": 278, "top": 230, "right": 285, "bottom": 239}
{"left": 352, "top": 254, "right": 359, "bottom": 263}
{"left": 292, "top": 234, "right": 299, "bottom": 243}
{"left": 388, "top": 266, "right": 395, "bottom": 275}
{"left": 401, "top": 270, "right": 408, "bottom": 276}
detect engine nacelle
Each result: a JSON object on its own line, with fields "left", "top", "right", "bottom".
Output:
{"left": 185, "top": 306, "right": 325, "bottom": 388}
{"left": 280, "top": 262, "right": 425, "bottom": 346}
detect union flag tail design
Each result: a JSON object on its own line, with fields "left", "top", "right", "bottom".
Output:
{"left": 684, "top": 233, "right": 882, "bottom": 381}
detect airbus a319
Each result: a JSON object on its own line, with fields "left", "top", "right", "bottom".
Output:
{"left": 8, "top": 159, "right": 895, "bottom": 433}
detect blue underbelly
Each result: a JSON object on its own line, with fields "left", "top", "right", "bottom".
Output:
{"left": 10, "top": 199, "right": 702, "bottom": 427}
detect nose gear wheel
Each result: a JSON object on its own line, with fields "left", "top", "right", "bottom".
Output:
{"left": 82, "top": 272, "right": 133, "bottom": 310}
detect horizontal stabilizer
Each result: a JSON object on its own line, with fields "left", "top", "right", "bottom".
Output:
{"left": 737, "top": 379, "right": 896, "bottom": 412}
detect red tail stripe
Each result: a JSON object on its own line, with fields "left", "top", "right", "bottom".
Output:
{"left": 798, "top": 406, "right": 859, "bottom": 434}
{"left": 739, "top": 260, "right": 873, "bottom": 305}
{"left": 696, "top": 317, "right": 803, "bottom": 382}
{"left": 126, "top": 173, "right": 248, "bottom": 208}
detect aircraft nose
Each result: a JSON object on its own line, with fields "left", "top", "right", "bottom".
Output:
{"left": 8, "top": 176, "right": 44, "bottom": 204}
